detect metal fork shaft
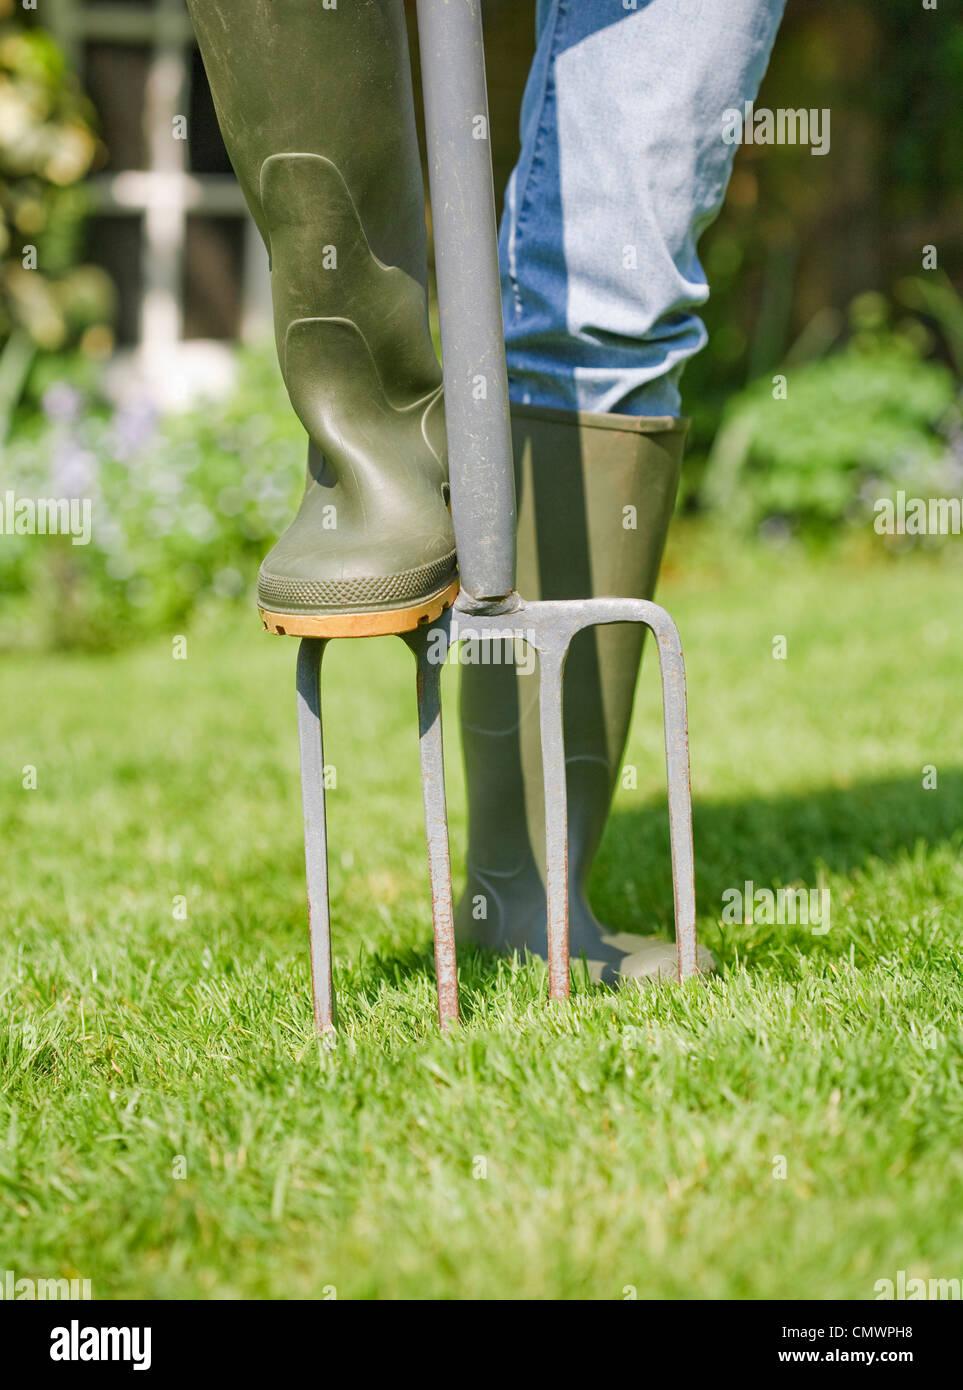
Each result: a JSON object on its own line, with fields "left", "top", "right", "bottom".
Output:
{"left": 416, "top": 0, "right": 516, "bottom": 604}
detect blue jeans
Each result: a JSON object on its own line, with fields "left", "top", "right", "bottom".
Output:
{"left": 500, "top": 0, "right": 786, "bottom": 417}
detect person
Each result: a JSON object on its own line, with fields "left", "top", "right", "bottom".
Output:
{"left": 186, "top": 0, "right": 785, "bottom": 981}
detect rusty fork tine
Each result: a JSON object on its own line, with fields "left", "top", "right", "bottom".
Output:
{"left": 536, "top": 645, "right": 572, "bottom": 1002}
{"left": 406, "top": 622, "right": 460, "bottom": 1030}
{"left": 647, "top": 608, "right": 698, "bottom": 983}
{"left": 296, "top": 637, "right": 336, "bottom": 1035}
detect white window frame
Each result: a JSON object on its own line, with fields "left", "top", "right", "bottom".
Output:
{"left": 45, "top": 0, "right": 271, "bottom": 378}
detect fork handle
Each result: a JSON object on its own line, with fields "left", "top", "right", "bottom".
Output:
{"left": 416, "top": 0, "right": 516, "bottom": 609}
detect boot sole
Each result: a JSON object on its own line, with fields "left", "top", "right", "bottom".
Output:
{"left": 258, "top": 576, "right": 459, "bottom": 638}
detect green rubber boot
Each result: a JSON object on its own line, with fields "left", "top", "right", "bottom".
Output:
{"left": 187, "top": 0, "right": 456, "bottom": 629}
{"left": 457, "top": 405, "right": 713, "bottom": 984}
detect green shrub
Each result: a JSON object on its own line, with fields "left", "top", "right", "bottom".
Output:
{"left": 0, "top": 11, "right": 113, "bottom": 436}
{"left": 700, "top": 307, "right": 960, "bottom": 543}
{"left": 0, "top": 347, "right": 304, "bottom": 650}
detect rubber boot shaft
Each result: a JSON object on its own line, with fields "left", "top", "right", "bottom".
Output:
{"left": 186, "top": 0, "right": 455, "bottom": 616}
{"left": 458, "top": 406, "right": 699, "bottom": 977}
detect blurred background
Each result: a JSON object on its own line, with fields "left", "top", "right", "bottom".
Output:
{"left": 0, "top": 0, "right": 960, "bottom": 649}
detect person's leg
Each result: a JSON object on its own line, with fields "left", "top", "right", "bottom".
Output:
{"left": 502, "top": 0, "right": 788, "bottom": 417}
{"left": 186, "top": 0, "right": 456, "bottom": 627}
{"left": 458, "top": 0, "right": 786, "bottom": 979}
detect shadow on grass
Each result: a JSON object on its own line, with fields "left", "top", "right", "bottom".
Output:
{"left": 596, "top": 768, "right": 963, "bottom": 945}
{"left": 343, "top": 771, "right": 962, "bottom": 1020}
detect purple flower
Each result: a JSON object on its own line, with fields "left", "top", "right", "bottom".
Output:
{"left": 50, "top": 443, "right": 98, "bottom": 498}
{"left": 42, "top": 383, "right": 83, "bottom": 423}
{"left": 112, "top": 399, "right": 159, "bottom": 460}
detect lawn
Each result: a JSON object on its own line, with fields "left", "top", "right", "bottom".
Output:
{"left": 1, "top": 527, "right": 962, "bottom": 1300}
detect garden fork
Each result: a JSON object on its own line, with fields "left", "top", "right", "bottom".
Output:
{"left": 292, "top": 0, "right": 700, "bottom": 1034}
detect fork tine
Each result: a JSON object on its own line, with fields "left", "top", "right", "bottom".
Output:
{"left": 647, "top": 611, "right": 698, "bottom": 982}
{"left": 406, "top": 622, "right": 460, "bottom": 1030}
{"left": 536, "top": 645, "right": 571, "bottom": 1002}
{"left": 296, "top": 637, "right": 336, "bottom": 1035}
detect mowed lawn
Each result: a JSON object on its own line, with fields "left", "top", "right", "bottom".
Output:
{"left": 1, "top": 529, "right": 961, "bottom": 1300}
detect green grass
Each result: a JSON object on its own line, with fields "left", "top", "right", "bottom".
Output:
{"left": 2, "top": 528, "right": 962, "bottom": 1300}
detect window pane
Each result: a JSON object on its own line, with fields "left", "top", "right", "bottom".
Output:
{"left": 82, "top": 43, "right": 151, "bottom": 171}
{"left": 183, "top": 216, "right": 244, "bottom": 340}
{"left": 188, "top": 46, "right": 234, "bottom": 176}
{"left": 86, "top": 215, "right": 143, "bottom": 347}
